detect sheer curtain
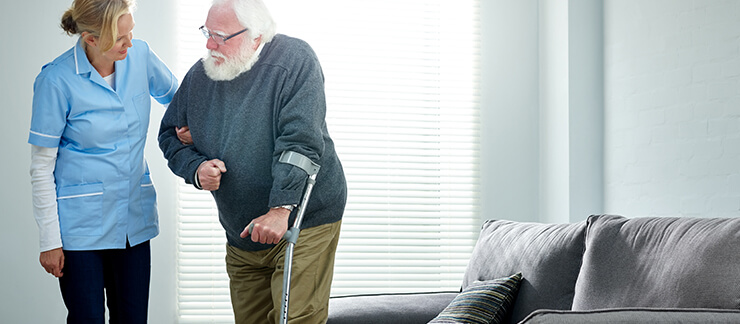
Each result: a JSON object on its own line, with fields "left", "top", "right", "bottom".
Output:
{"left": 174, "top": 1, "right": 480, "bottom": 322}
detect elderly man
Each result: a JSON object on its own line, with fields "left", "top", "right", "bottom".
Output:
{"left": 158, "top": 0, "right": 347, "bottom": 322}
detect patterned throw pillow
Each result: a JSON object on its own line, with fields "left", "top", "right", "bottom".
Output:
{"left": 429, "top": 273, "right": 523, "bottom": 324}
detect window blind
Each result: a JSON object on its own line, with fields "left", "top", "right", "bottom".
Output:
{"left": 175, "top": 1, "right": 480, "bottom": 322}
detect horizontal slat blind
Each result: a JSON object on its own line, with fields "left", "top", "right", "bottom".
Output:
{"left": 175, "top": 0, "right": 480, "bottom": 322}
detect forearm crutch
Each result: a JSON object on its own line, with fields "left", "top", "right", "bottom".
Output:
{"left": 251, "top": 150, "right": 320, "bottom": 324}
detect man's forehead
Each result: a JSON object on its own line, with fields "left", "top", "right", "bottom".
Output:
{"left": 205, "top": 4, "right": 242, "bottom": 32}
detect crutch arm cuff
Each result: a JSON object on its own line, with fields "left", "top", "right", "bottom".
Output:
{"left": 279, "top": 151, "right": 320, "bottom": 176}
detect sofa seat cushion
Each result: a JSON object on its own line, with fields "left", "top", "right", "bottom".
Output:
{"left": 429, "top": 273, "right": 522, "bottom": 324}
{"left": 327, "top": 291, "right": 458, "bottom": 324}
{"left": 462, "top": 219, "right": 588, "bottom": 324}
{"left": 572, "top": 215, "right": 740, "bottom": 310}
{"left": 520, "top": 308, "right": 740, "bottom": 324}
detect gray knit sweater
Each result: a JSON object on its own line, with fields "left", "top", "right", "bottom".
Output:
{"left": 158, "top": 34, "right": 347, "bottom": 251}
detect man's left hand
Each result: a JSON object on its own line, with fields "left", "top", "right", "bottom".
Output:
{"left": 241, "top": 208, "right": 290, "bottom": 244}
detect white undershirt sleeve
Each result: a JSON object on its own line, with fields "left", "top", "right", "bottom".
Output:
{"left": 30, "top": 145, "right": 62, "bottom": 252}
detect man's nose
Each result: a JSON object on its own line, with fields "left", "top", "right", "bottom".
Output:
{"left": 206, "top": 37, "right": 218, "bottom": 50}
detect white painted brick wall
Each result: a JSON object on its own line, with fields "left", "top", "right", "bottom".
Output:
{"left": 604, "top": 0, "right": 740, "bottom": 218}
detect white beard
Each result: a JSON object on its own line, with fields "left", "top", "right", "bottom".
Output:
{"left": 202, "top": 41, "right": 260, "bottom": 81}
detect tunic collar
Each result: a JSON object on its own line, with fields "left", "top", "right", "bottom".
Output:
{"left": 73, "top": 37, "right": 93, "bottom": 75}
{"left": 72, "top": 37, "right": 122, "bottom": 92}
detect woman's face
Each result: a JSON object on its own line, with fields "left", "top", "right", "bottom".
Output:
{"left": 103, "top": 13, "right": 135, "bottom": 62}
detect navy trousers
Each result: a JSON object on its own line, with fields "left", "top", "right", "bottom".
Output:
{"left": 59, "top": 240, "right": 151, "bottom": 324}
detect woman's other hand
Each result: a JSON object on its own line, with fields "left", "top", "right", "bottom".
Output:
{"left": 39, "top": 247, "right": 64, "bottom": 278}
{"left": 176, "top": 126, "right": 193, "bottom": 145}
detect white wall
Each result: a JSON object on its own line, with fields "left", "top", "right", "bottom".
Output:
{"left": 480, "top": 0, "right": 738, "bottom": 223}
{"left": 539, "top": 0, "right": 604, "bottom": 223}
{"left": 603, "top": 0, "right": 740, "bottom": 218}
{"left": 480, "top": 0, "right": 604, "bottom": 224}
{"left": 480, "top": 0, "right": 542, "bottom": 223}
{"left": 0, "top": 0, "right": 179, "bottom": 322}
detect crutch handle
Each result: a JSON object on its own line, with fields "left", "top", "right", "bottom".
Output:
{"left": 246, "top": 223, "right": 300, "bottom": 243}
{"left": 247, "top": 224, "right": 298, "bottom": 243}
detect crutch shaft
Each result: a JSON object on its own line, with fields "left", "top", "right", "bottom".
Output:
{"left": 277, "top": 151, "right": 320, "bottom": 324}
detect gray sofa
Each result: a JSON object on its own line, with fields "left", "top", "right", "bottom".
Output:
{"left": 328, "top": 214, "right": 740, "bottom": 323}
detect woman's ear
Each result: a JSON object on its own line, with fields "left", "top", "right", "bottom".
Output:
{"left": 81, "top": 31, "right": 98, "bottom": 48}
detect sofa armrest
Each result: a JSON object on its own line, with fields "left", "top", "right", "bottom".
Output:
{"left": 327, "top": 291, "right": 458, "bottom": 324}
{"left": 519, "top": 308, "right": 740, "bottom": 324}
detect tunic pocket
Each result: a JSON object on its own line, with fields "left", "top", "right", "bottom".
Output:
{"left": 57, "top": 182, "right": 104, "bottom": 236}
{"left": 140, "top": 174, "right": 158, "bottom": 227}
{"left": 132, "top": 92, "right": 150, "bottom": 137}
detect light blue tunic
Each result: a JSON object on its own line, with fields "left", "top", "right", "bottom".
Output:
{"left": 28, "top": 38, "right": 177, "bottom": 251}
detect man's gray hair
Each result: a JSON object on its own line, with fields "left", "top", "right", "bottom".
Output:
{"left": 213, "top": 0, "right": 277, "bottom": 43}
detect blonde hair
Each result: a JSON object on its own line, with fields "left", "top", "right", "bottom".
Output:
{"left": 61, "top": 0, "right": 136, "bottom": 52}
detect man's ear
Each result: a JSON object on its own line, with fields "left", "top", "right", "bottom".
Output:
{"left": 252, "top": 35, "right": 262, "bottom": 50}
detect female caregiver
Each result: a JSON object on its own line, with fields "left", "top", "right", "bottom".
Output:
{"left": 28, "top": 0, "right": 189, "bottom": 322}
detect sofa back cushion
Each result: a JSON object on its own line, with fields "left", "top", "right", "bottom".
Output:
{"left": 572, "top": 214, "right": 740, "bottom": 310}
{"left": 462, "top": 219, "right": 588, "bottom": 324}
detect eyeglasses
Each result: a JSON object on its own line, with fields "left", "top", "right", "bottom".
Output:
{"left": 199, "top": 25, "right": 248, "bottom": 45}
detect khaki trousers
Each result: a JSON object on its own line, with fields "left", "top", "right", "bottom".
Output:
{"left": 226, "top": 220, "right": 342, "bottom": 324}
